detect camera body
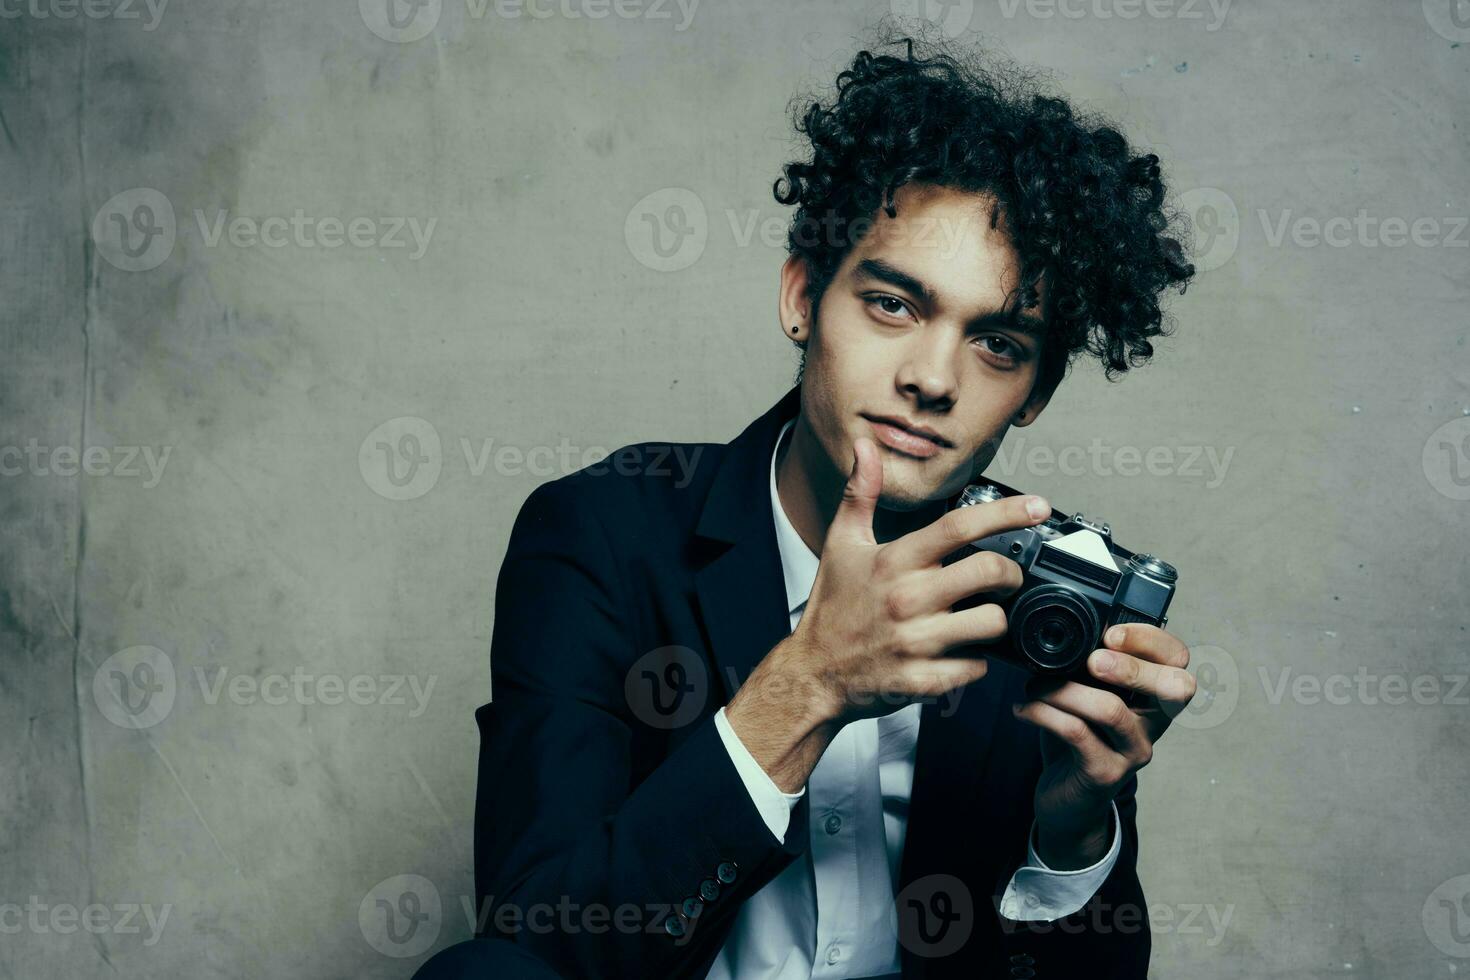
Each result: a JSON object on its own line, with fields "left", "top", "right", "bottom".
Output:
{"left": 954, "top": 483, "right": 1179, "bottom": 677}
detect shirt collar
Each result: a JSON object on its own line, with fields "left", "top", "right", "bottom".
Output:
{"left": 769, "top": 418, "right": 819, "bottom": 617}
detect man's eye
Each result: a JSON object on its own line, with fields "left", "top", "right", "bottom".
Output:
{"left": 976, "top": 335, "right": 1022, "bottom": 363}
{"left": 866, "top": 295, "right": 911, "bottom": 319}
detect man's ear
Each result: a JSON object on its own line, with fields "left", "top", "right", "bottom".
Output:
{"left": 778, "top": 254, "right": 811, "bottom": 346}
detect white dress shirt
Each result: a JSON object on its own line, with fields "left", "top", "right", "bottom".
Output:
{"left": 705, "top": 418, "right": 1120, "bottom": 979}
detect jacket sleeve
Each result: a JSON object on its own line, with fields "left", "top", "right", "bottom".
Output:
{"left": 989, "top": 772, "right": 1151, "bottom": 978}
{"left": 473, "top": 479, "right": 808, "bottom": 979}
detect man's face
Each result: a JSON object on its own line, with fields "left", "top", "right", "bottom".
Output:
{"left": 792, "top": 184, "right": 1053, "bottom": 511}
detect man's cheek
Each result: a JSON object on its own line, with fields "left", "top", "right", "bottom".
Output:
{"left": 968, "top": 432, "right": 1005, "bottom": 475}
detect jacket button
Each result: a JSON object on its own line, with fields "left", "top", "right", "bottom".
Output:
{"left": 716, "top": 861, "right": 738, "bottom": 885}
{"left": 681, "top": 896, "right": 704, "bottom": 919}
{"left": 663, "top": 913, "right": 687, "bottom": 938}
{"left": 1010, "top": 954, "right": 1035, "bottom": 965}
{"left": 1010, "top": 969, "right": 1036, "bottom": 978}
{"left": 699, "top": 878, "right": 721, "bottom": 902}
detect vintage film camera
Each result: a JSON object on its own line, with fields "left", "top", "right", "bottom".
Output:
{"left": 953, "top": 483, "right": 1179, "bottom": 678}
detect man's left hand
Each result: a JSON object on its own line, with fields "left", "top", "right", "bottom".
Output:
{"left": 1011, "top": 623, "right": 1196, "bottom": 869}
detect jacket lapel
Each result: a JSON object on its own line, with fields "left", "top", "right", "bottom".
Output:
{"left": 693, "top": 386, "right": 803, "bottom": 702}
{"left": 894, "top": 671, "right": 1012, "bottom": 979}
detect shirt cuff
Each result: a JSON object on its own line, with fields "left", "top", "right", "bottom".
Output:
{"left": 998, "top": 801, "right": 1121, "bottom": 922}
{"left": 712, "top": 705, "right": 805, "bottom": 844}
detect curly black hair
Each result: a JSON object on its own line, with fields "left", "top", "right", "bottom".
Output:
{"left": 774, "top": 30, "right": 1194, "bottom": 390}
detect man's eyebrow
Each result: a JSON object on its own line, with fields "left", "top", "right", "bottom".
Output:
{"left": 853, "top": 258, "right": 935, "bottom": 307}
{"left": 853, "top": 257, "right": 1047, "bottom": 337}
{"left": 988, "top": 311, "right": 1048, "bottom": 338}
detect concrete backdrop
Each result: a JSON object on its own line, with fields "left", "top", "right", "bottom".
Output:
{"left": 2, "top": 0, "right": 1467, "bottom": 977}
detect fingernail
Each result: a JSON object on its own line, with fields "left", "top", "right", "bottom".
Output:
{"left": 1093, "top": 650, "right": 1116, "bottom": 673}
{"left": 1107, "top": 625, "right": 1126, "bottom": 646}
{"left": 1025, "top": 496, "right": 1050, "bottom": 520}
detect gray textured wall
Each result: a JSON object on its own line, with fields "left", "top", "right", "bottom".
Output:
{"left": 2, "top": 1, "right": 1467, "bottom": 977}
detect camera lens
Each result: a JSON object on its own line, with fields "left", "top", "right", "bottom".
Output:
{"left": 1037, "top": 618, "right": 1075, "bottom": 654}
{"left": 1010, "top": 585, "right": 1101, "bottom": 673}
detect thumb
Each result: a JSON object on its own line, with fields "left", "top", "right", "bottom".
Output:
{"left": 829, "top": 437, "right": 882, "bottom": 546}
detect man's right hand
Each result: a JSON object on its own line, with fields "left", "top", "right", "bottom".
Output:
{"left": 724, "top": 436, "right": 1052, "bottom": 791}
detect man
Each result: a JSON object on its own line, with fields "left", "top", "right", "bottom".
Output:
{"left": 418, "top": 34, "right": 1196, "bottom": 980}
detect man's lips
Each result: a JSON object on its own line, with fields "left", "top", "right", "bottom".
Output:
{"left": 862, "top": 414, "right": 952, "bottom": 459}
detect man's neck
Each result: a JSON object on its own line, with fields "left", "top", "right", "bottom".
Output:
{"left": 775, "top": 412, "right": 946, "bottom": 557}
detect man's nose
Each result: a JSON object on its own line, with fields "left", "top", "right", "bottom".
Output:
{"left": 896, "top": 333, "right": 960, "bottom": 408}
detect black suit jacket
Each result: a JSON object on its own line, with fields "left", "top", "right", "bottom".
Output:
{"left": 474, "top": 386, "right": 1150, "bottom": 979}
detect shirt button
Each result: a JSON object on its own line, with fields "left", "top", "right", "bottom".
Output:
{"left": 824, "top": 813, "right": 843, "bottom": 835}
{"left": 825, "top": 944, "right": 842, "bottom": 965}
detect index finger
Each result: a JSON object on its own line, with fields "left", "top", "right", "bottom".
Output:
{"left": 889, "top": 493, "right": 1052, "bottom": 568}
{"left": 1102, "top": 623, "right": 1190, "bottom": 669}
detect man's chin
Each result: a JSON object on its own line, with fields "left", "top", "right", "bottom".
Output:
{"left": 877, "top": 480, "right": 970, "bottom": 512}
